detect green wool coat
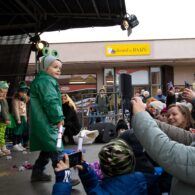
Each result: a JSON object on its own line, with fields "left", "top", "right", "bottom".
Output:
{"left": 29, "top": 71, "right": 64, "bottom": 152}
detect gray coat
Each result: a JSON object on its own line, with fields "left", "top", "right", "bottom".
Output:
{"left": 156, "top": 120, "right": 195, "bottom": 145}
{"left": 132, "top": 111, "right": 195, "bottom": 195}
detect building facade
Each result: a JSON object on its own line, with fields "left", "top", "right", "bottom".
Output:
{"left": 27, "top": 38, "right": 195, "bottom": 121}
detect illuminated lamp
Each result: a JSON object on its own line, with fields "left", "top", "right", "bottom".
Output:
{"left": 36, "top": 41, "right": 49, "bottom": 50}
{"left": 121, "top": 14, "right": 139, "bottom": 36}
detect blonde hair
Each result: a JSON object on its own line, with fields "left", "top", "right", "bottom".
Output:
{"left": 61, "top": 93, "right": 77, "bottom": 111}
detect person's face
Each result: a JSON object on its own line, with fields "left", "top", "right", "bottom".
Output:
{"left": 2, "top": 88, "right": 8, "bottom": 95}
{"left": 100, "top": 89, "right": 105, "bottom": 94}
{"left": 0, "top": 89, "right": 5, "bottom": 97}
{"left": 47, "top": 60, "right": 62, "bottom": 79}
{"left": 0, "top": 88, "right": 8, "bottom": 97}
{"left": 61, "top": 94, "right": 67, "bottom": 104}
{"left": 18, "top": 91, "right": 27, "bottom": 97}
{"left": 167, "top": 106, "right": 185, "bottom": 127}
{"left": 157, "top": 89, "right": 162, "bottom": 95}
{"left": 156, "top": 113, "right": 168, "bottom": 123}
{"left": 117, "top": 129, "right": 126, "bottom": 136}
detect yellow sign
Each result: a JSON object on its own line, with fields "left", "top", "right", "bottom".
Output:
{"left": 105, "top": 43, "right": 150, "bottom": 56}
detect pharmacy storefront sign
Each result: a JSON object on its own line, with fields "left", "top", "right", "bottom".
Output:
{"left": 106, "top": 43, "right": 150, "bottom": 56}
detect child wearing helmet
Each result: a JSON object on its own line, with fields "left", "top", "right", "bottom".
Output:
{"left": 53, "top": 138, "right": 148, "bottom": 195}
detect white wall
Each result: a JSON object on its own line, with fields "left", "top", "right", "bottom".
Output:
{"left": 174, "top": 65, "right": 195, "bottom": 85}
{"left": 29, "top": 38, "right": 195, "bottom": 63}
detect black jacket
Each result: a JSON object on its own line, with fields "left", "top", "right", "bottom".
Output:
{"left": 119, "top": 130, "right": 154, "bottom": 173}
{"left": 62, "top": 103, "right": 81, "bottom": 143}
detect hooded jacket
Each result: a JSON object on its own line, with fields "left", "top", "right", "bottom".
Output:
{"left": 52, "top": 162, "right": 147, "bottom": 195}
{"left": 30, "top": 71, "right": 64, "bottom": 151}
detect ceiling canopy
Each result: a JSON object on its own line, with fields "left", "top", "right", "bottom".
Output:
{"left": 0, "top": 0, "right": 127, "bottom": 36}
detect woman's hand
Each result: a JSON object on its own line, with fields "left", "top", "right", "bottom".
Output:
{"left": 183, "top": 88, "right": 195, "bottom": 102}
{"left": 131, "top": 97, "right": 146, "bottom": 114}
{"left": 167, "top": 87, "right": 175, "bottom": 96}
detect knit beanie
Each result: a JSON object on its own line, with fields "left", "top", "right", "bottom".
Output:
{"left": 116, "top": 119, "right": 128, "bottom": 132}
{"left": 41, "top": 55, "right": 59, "bottom": 70}
{"left": 0, "top": 81, "right": 9, "bottom": 89}
{"left": 98, "top": 138, "right": 135, "bottom": 177}
{"left": 18, "top": 81, "right": 29, "bottom": 92}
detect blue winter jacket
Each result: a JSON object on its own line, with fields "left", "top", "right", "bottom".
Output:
{"left": 52, "top": 182, "right": 71, "bottom": 195}
{"left": 52, "top": 162, "right": 147, "bottom": 195}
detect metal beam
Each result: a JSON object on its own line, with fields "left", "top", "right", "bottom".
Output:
{"left": 31, "top": 0, "right": 46, "bottom": 13}
{"left": 48, "top": 0, "right": 58, "bottom": 13}
{"left": 62, "top": 0, "right": 71, "bottom": 13}
{"left": 0, "top": 23, "right": 36, "bottom": 30}
{"left": 14, "top": 0, "right": 38, "bottom": 22}
{"left": 106, "top": 0, "right": 111, "bottom": 18}
{"left": 76, "top": 0, "right": 84, "bottom": 14}
{"left": 92, "top": 0, "right": 100, "bottom": 17}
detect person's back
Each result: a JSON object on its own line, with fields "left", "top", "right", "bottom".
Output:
{"left": 119, "top": 130, "right": 154, "bottom": 173}
{"left": 52, "top": 138, "right": 148, "bottom": 195}
{"left": 61, "top": 94, "right": 81, "bottom": 144}
{"left": 80, "top": 169, "right": 147, "bottom": 195}
{"left": 79, "top": 138, "right": 148, "bottom": 195}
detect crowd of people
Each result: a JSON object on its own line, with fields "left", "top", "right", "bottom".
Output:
{"left": 52, "top": 84, "right": 195, "bottom": 195}
{"left": 1, "top": 52, "right": 195, "bottom": 195}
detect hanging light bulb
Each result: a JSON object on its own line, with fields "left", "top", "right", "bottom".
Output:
{"left": 36, "top": 42, "right": 44, "bottom": 50}
{"left": 121, "top": 19, "right": 129, "bottom": 30}
{"left": 121, "top": 14, "right": 139, "bottom": 36}
{"left": 36, "top": 41, "right": 49, "bottom": 50}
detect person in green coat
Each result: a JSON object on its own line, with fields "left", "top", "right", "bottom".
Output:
{"left": 30, "top": 55, "right": 65, "bottom": 182}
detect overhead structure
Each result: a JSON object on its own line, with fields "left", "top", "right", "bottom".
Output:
{"left": 0, "top": 0, "right": 137, "bottom": 97}
{"left": 0, "top": 0, "right": 128, "bottom": 36}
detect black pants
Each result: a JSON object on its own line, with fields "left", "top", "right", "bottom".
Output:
{"left": 32, "top": 150, "right": 64, "bottom": 172}
{"left": 13, "top": 135, "right": 22, "bottom": 145}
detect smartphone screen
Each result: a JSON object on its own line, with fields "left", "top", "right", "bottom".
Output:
{"left": 167, "top": 81, "right": 173, "bottom": 90}
{"left": 65, "top": 151, "right": 82, "bottom": 168}
{"left": 185, "top": 81, "right": 190, "bottom": 89}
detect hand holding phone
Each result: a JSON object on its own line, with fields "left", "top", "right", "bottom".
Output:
{"left": 167, "top": 81, "right": 173, "bottom": 91}
{"left": 184, "top": 81, "right": 190, "bottom": 89}
{"left": 64, "top": 151, "right": 82, "bottom": 168}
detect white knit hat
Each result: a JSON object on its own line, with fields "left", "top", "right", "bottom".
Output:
{"left": 41, "top": 55, "right": 59, "bottom": 70}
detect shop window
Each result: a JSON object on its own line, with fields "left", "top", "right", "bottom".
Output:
{"left": 150, "top": 67, "right": 161, "bottom": 96}
{"left": 113, "top": 68, "right": 150, "bottom": 97}
{"left": 104, "top": 69, "right": 114, "bottom": 86}
{"left": 59, "top": 74, "right": 96, "bottom": 85}
{"left": 116, "top": 68, "right": 149, "bottom": 85}
{"left": 150, "top": 67, "right": 161, "bottom": 85}
{"left": 59, "top": 74, "right": 97, "bottom": 114}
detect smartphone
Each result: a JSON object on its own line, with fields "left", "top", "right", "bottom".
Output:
{"left": 184, "top": 81, "right": 190, "bottom": 89}
{"left": 167, "top": 81, "right": 173, "bottom": 90}
{"left": 64, "top": 151, "right": 82, "bottom": 167}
